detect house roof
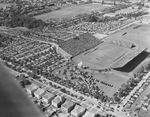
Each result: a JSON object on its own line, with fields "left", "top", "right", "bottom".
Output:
{"left": 82, "top": 111, "right": 95, "bottom": 117}
{"left": 81, "top": 102, "right": 92, "bottom": 110}
{"left": 52, "top": 96, "right": 63, "bottom": 104}
{"left": 89, "top": 107, "right": 99, "bottom": 114}
{"left": 45, "top": 106, "right": 56, "bottom": 116}
{"left": 26, "top": 83, "right": 38, "bottom": 91}
{"left": 34, "top": 88, "right": 45, "bottom": 96}
{"left": 61, "top": 100, "right": 74, "bottom": 109}
{"left": 42, "top": 92, "right": 55, "bottom": 100}
{"left": 71, "top": 105, "right": 85, "bottom": 116}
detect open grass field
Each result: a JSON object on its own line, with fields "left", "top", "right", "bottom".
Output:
{"left": 104, "top": 24, "right": 150, "bottom": 51}
{"left": 93, "top": 72, "right": 129, "bottom": 97}
{"left": 73, "top": 43, "right": 132, "bottom": 69}
{"left": 35, "top": 4, "right": 108, "bottom": 20}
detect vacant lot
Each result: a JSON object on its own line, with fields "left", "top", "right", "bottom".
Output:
{"left": 35, "top": 4, "right": 107, "bottom": 20}
{"left": 73, "top": 43, "right": 131, "bottom": 69}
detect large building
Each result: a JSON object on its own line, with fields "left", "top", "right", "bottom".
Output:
{"left": 42, "top": 92, "right": 55, "bottom": 103}
{"left": 70, "top": 105, "right": 86, "bottom": 117}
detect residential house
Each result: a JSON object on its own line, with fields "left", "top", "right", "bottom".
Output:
{"left": 51, "top": 96, "right": 65, "bottom": 108}
{"left": 61, "top": 100, "right": 74, "bottom": 113}
{"left": 42, "top": 92, "right": 55, "bottom": 103}
{"left": 44, "top": 105, "right": 57, "bottom": 117}
{"left": 34, "top": 88, "right": 45, "bottom": 99}
{"left": 26, "top": 83, "right": 38, "bottom": 95}
{"left": 70, "top": 105, "right": 86, "bottom": 117}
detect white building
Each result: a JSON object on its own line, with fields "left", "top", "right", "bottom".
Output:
{"left": 82, "top": 111, "right": 96, "bottom": 117}
{"left": 34, "top": 88, "right": 45, "bottom": 99}
{"left": 42, "top": 92, "right": 55, "bottom": 103}
{"left": 61, "top": 100, "right": 74, "bottom": 113}
{"left": 51, "top": 96, "right": 65, "bottom": 108}
{"left": 70, "top": 105, "right": 86, "bottom": 117}
{"left": 26, "top": 83, "right": 38, "bottom": 95}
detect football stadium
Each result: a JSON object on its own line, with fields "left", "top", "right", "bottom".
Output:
{"left": 58, "top": 24, "right": 149, "bottom": 74}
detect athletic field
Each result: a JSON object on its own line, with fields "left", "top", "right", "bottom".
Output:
{"left": 35, "top": 3, "right": 108, "bottom": 21}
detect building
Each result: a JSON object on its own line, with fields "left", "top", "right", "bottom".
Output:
{"left": 61, "top": 100, "right": 74, "bottom": 113}
{"left": 70, "top": 105, "right": 86, "bottom": 117}
{"left": 51, "top": 96, "right": 65, "bottom": 108}
{"left": 141, "top": 16, "right": 150, "bottom": 25}
{"left": 103, "top": 13, "right": 116, "bottom": 17}
{"left": 34, "top": 88, "right": 45, "bottom": 99}
{"left": 81, "top": 102, "right": 92, "bottom": 110}
{"left": 82, "top": 111, "right": 96, "bottom": 117}
{"left": 81, "top": 0, "right": 92, "bottom": 3}
{"left": 89, "top": 107, "right": 99, "bottom": 115}
{"left": 26, "top": 83, "right": 38, "bottom": 95}
{"left": 44, "top": 105, "right": 57, "bottom": 117}
{"left": 92, "top": 0, "right": 103, "bottom": 3}
{"left": 42, "top": 92, "right": 55, "bottom": 103}
{"left": 83, "top": 107, "right": 99, "bottom": 117}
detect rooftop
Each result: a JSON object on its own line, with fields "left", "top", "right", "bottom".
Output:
{"left": 61, "top": 100, "right": 74, "bottom": 109}
{"left": 52, "top": 95, "right": 64, "bottom": 104}
{"left": 34, "top": 88, "right": 45, "bottom": 96}
{"left": 26, "top": 83, "right": 38, "bottom": 92}
{"left": 82, "top": 111, "right": 95, "bottom": 117}
{"left": 42, "top": 92, "right": 55, "bottom": 100}
{"left": 71, "top": 105, "right": 86, "bottom": 116}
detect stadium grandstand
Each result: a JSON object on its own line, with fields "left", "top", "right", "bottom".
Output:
{"left": 59, "top": 33, "right": 103, "bottom": 57}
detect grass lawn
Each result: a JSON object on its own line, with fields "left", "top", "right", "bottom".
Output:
{"left": 35, "top": 3, "right": 108, "bottom": 20}
{"left": 93, "top": 72, "right": 129, "bottom": 97}
{"left": 52, "top": 60, "right": 129, "bottom": 97}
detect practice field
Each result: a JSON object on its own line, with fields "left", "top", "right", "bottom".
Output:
{"left": 35, "top": 4, "right": 108, "bottom": 20}
{"left": 73, "top": 43, "right": 132, "bottom": 69}
{"left": 104, "top": 24, "right": 150, "bottom": 51}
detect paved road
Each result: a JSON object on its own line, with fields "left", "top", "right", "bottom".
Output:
{"left": 0, "top": 62, "right": 44, "bottom": 117}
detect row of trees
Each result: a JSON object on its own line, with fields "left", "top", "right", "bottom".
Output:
{"left": 113, "top": 77, "right": 140, "bottom": 102}
{"left": 5, "top": 16, "right": 47, "bottom": 29}
{"left": 0, "top": 34, "right": 14, "bottom": 48}
{"left": 77, "top": 13, "right": 121, "bottom": 23}
{"left": 113, "top": 60, "right": 150, "bottom": 102}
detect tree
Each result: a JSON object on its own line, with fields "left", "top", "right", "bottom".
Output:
{"left": 87, "top": 15, "right": 98, "bottom": 22}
